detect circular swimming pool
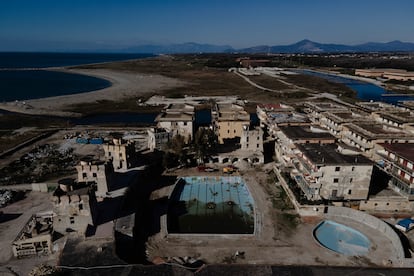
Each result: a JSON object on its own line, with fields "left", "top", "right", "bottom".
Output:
{"left": 313, "top": 220, "right": 370, "bottom": 256}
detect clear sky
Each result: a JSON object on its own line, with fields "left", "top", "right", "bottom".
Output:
{"left": 1, "top": 0, "right": 413, "bottom": 51}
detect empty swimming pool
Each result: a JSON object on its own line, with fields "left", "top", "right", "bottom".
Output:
{"left": 167, "top": 176, "right": 255, "bottom": 234}
{"left": 313, "top": 220, "right": 371, "bottom": 256}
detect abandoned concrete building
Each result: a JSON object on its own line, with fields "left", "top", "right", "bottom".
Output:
{"left": 52, "top": 184, "right": 95, "bottom": 234}
{"left": 377, "top": 143, "right": 414, "bottom": 200}
{"left": 103, "top": 138, "right": 136, "bottom": 171}
{"left": 319, "top": 110, "right": 370, "bottom": 137}
{"left": 291, "top": 143, "right": 373, "bottom": 201}
{"left": 155, "top": 103, "right": 195, "bottom": 143}
{"left": 212, "top": 103, "right": 250, "bottom": 144}
{"left": 12, "top": 212, "right": 54, "bottom": 258}
{"left": 341, "top": 122, "right": 414, "bottom": 158}
{"left": 147, "top": 127, "right": 173, "bottom": 151}
{"left": 256, "top": 103, "right": 309, "bottom": 136}
{"left": 76, "top": 159, "right": 113, "bottom": 198}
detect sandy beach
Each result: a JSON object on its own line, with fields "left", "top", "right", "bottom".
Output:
{"left": 0, "top": 68, "right": 187, "bottom": 117}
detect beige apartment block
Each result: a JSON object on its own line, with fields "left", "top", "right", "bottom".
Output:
{"left": 212, "top": 103, "right": 250, "bottom": 144}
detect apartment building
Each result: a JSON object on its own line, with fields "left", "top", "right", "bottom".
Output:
{"left": 292, "top": 143, "right": 373, "bottom": 201}
{"left": 377, "top": 143, "right": 414, "bottom": 200}
{"left": 212, "top": 103, "right": 250, "bottom": 144}
{"left": 155, "top": 103, "right": 195, "bottom": 143}
{"left": 341, "top": 122, "right": 414, "bottom": 158}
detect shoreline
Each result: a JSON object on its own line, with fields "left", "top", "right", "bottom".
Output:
{"left": 0, "top": 67, "right": 187, "bottom": 117}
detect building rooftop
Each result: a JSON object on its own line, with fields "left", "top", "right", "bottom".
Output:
{"left": 279, "top": 126, "right": 336, "bottom": 141}
{"left": 379, "top": 112, "right": 414, "bottom": 124}
{"left": 297, "top": 143, "right": 372, "bottom": 165}
{"left": 213, "top": 103, "right": 250, "bottom": 122}
{"left": 380, "top": 143, "right": 414, "bottom": 163}
{"left": 323, "top": 111, "right": 369, "bottom": 124}
{"left": 155, "top": 112, "right": 193, "bottom": 122}
{"left": 305, "top": 102, "right": 348, "bottom": 112}
{"left": 165, "top": 103, "right": 195, "bottom": 113}
{"left": 356, "top": 101, "right": 404, "bottom": 112}
{"left": 344, "top": 122, "right": 414, "bottom": 140}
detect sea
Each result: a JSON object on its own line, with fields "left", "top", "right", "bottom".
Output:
{"left": 0, "top": 52, "right": 154, "bottom": 102}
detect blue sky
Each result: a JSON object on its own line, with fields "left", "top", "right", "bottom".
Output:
{"left": 1, "top": 0, "right": 413, "bottom": 51}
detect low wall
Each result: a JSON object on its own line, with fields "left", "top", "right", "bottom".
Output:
{"left": 327, "top": 206, "right": 405, "bottom": 261}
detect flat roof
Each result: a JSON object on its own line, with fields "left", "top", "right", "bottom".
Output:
{"left": 156, "top": 112, "right": 193, "bottom": 121}
{"left": 380, "top": 143, "right": 414, "bottom": 162}
{"left": 280, "top": 126, "right": 335, "bottom": 140}
{"left": 380, "top": 112, "right": 414, "bottom": 124}
{"left": 344, "top": 123, "right": 413, "bottom": 139}
{"left": 297, "top": 143, "right": 372, "bottom": 165}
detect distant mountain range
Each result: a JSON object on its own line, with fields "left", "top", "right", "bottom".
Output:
{"left": 120, "top": 39, "right": 414, "bottom": 54}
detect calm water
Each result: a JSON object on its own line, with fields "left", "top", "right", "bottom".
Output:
{"left": 168, "top": 176, "right": 255, "bottom": 234}
{"left": 300, "top": 70, "right": 414, "bottom": 104}
{"left": 0, "top": 52, "right": 153, "bottom": 102}
{"left": 313, "top": 220, "right": 370, "bottom": 256}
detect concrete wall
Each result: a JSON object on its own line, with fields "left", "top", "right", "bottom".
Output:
{"left": 360, "top": 197, "right": 414, "bottom": 213}
{"left": 31, "top": 183, "right": 48, "bottom": 192}
{"left": 326, "top": 206, "right": 405, "bottom": 261}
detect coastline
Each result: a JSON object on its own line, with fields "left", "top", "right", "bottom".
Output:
{"left": 0, "top": 68, "right": 187, "bottom": 117}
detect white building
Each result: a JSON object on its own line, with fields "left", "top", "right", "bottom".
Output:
{"left": 292, "top": 143, "right": 373, "bottom": 201}
{"left": 155, "top": 103, "right": 195, "bottom": 143}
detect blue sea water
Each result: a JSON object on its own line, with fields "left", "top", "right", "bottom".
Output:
{"left": 0, "top": 53, "right": 153, "bottom": 102}
{"left": 299, "top": 69, "right": 414, "bottom": 104}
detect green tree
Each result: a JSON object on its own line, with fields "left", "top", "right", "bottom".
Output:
{"left": 193, "top": 127, "right": 218, "bottom": 164}
{"left": 163, "top": 134, "right": 188, "bottom": 167}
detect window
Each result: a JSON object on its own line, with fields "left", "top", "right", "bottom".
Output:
{"left": 183, "top": 122, "right": 187, "bottom": 126}
{"left": 79, "top": 204, "right": 83, "bottom": 210}
{"left": 108, "top": 152, "right": 111, "bottom": 157}
{"left": 349, "top": 178, "right": 353, "bottom": 183}
{"left": 333, "top": 178, "right": 339, "bottom": 183}
{"left": 257, "top": 144, "right": 260, "bottom": 148}
{"left": 92, "top": 173, "right": 97, "bottom": 178}
{"left": 335, "top": 167, "right": 340, "bottom": 172}
{"left": 348, "top": 190, "right": 352, "bottom": 195}
{"left": 351, "top": 166, "right": 355, "bottom": 171}
{"left": 70, "top": 217, "right": 75, "bottom": 224}
{"left": 227, "top": 130, "right": 230, "bottom": 134}
{"left": 246, "top": 137, "right": 249, "bottom": 142}
{"left": 82, "top": 173, "right": 87, "bottom": 178}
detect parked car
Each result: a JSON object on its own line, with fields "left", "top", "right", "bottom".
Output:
{"left": 223, "top": 165, "right": 238, "bottom": 174}
{"left": 198, "top": 165, "right": 215, "bottom": 172}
